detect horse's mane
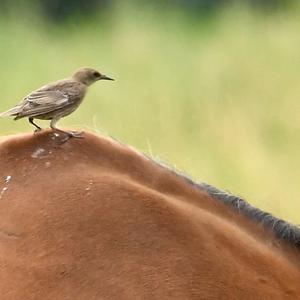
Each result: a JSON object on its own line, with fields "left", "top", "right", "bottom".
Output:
{"left": 152, "top": 158, "right": 300, "bottom": 249}
{"left": 88, "top": 133, "right": 300, "bottom": 249}
{"left": 197, "top": 182, "right": 300, "bottom": 248}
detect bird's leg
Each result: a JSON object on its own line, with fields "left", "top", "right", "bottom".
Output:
{"left": 50, "top": 118, "right": 83, "bottom": 141}
{"left": 29, "top": 117, "right": 42, "bottom": 132}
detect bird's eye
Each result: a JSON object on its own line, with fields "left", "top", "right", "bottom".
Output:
{"left": 93, "top": 71, "right": 101, "bottom": 78}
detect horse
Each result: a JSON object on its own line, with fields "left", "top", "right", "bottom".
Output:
{"left": 0, "top": 131, "right": 299, "bottom": 299}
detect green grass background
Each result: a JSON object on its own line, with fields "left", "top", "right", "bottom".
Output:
{"left": 0, "top": 4, "right": 299, "bottom": 223}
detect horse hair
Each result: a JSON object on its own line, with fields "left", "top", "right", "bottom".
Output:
{"left": 197, "top": 182, "right": 300, "bottom": 249}
{"left": 111, "top": 136, "right": 300, "bottom": 250}
{"left": 152, "top": 157, "right": 300, "bottom": 250}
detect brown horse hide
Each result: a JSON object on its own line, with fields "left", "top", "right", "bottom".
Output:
{"left": 0, "top": 131, "right": 299, "bottom": 300}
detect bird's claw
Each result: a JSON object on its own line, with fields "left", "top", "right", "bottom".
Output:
{"left": 51, "top": 129, "right": 84, "bottom": 144}
{"left": 67, "top": 131, "right": 84, "bottom": 138}
{"left": 34, "top": 128, "right": 42, "bottom": 134}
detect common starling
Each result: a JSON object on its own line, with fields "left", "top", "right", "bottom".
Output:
{"left": 0, "top": 67, "right": 114, "bottom": 138}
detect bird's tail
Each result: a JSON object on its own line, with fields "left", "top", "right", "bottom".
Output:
{"left": 0, "top": 106, "right": 21, "bottom": 117}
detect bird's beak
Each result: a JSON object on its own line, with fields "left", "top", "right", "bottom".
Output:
{"left": 100, "top": 74, "right": 114, "bottom": 81}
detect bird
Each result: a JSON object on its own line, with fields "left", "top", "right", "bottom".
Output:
{"left": 0, "top": 67, "right": 114, "bottom": 139}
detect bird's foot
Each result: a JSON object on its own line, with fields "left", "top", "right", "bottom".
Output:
{"left": 51, "top": 129, "right": 84, "bottom": 144}
{"left": 34, "top": 128, "right": 42, "bottom": 134}
{"left": 67, "top": 130, "right": 84, "bottom": 138}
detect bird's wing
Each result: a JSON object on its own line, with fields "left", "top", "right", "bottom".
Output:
{"left": 17, "top": 90, "right": 69, "bottom": 117}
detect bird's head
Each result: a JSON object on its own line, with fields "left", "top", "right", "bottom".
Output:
{"left": 72, "top": 67, "right": 114, "bottom": 86}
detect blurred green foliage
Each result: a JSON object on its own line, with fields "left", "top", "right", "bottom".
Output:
{"left": 0, "top": 3, "right": 299, "bottom": 223}
{"left": 0, "top": 0, "right": 297, "bottom": 22}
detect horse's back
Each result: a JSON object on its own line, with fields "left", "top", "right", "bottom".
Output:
{"left": 0, "top": 132, "right": 299, "bottom": 299}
